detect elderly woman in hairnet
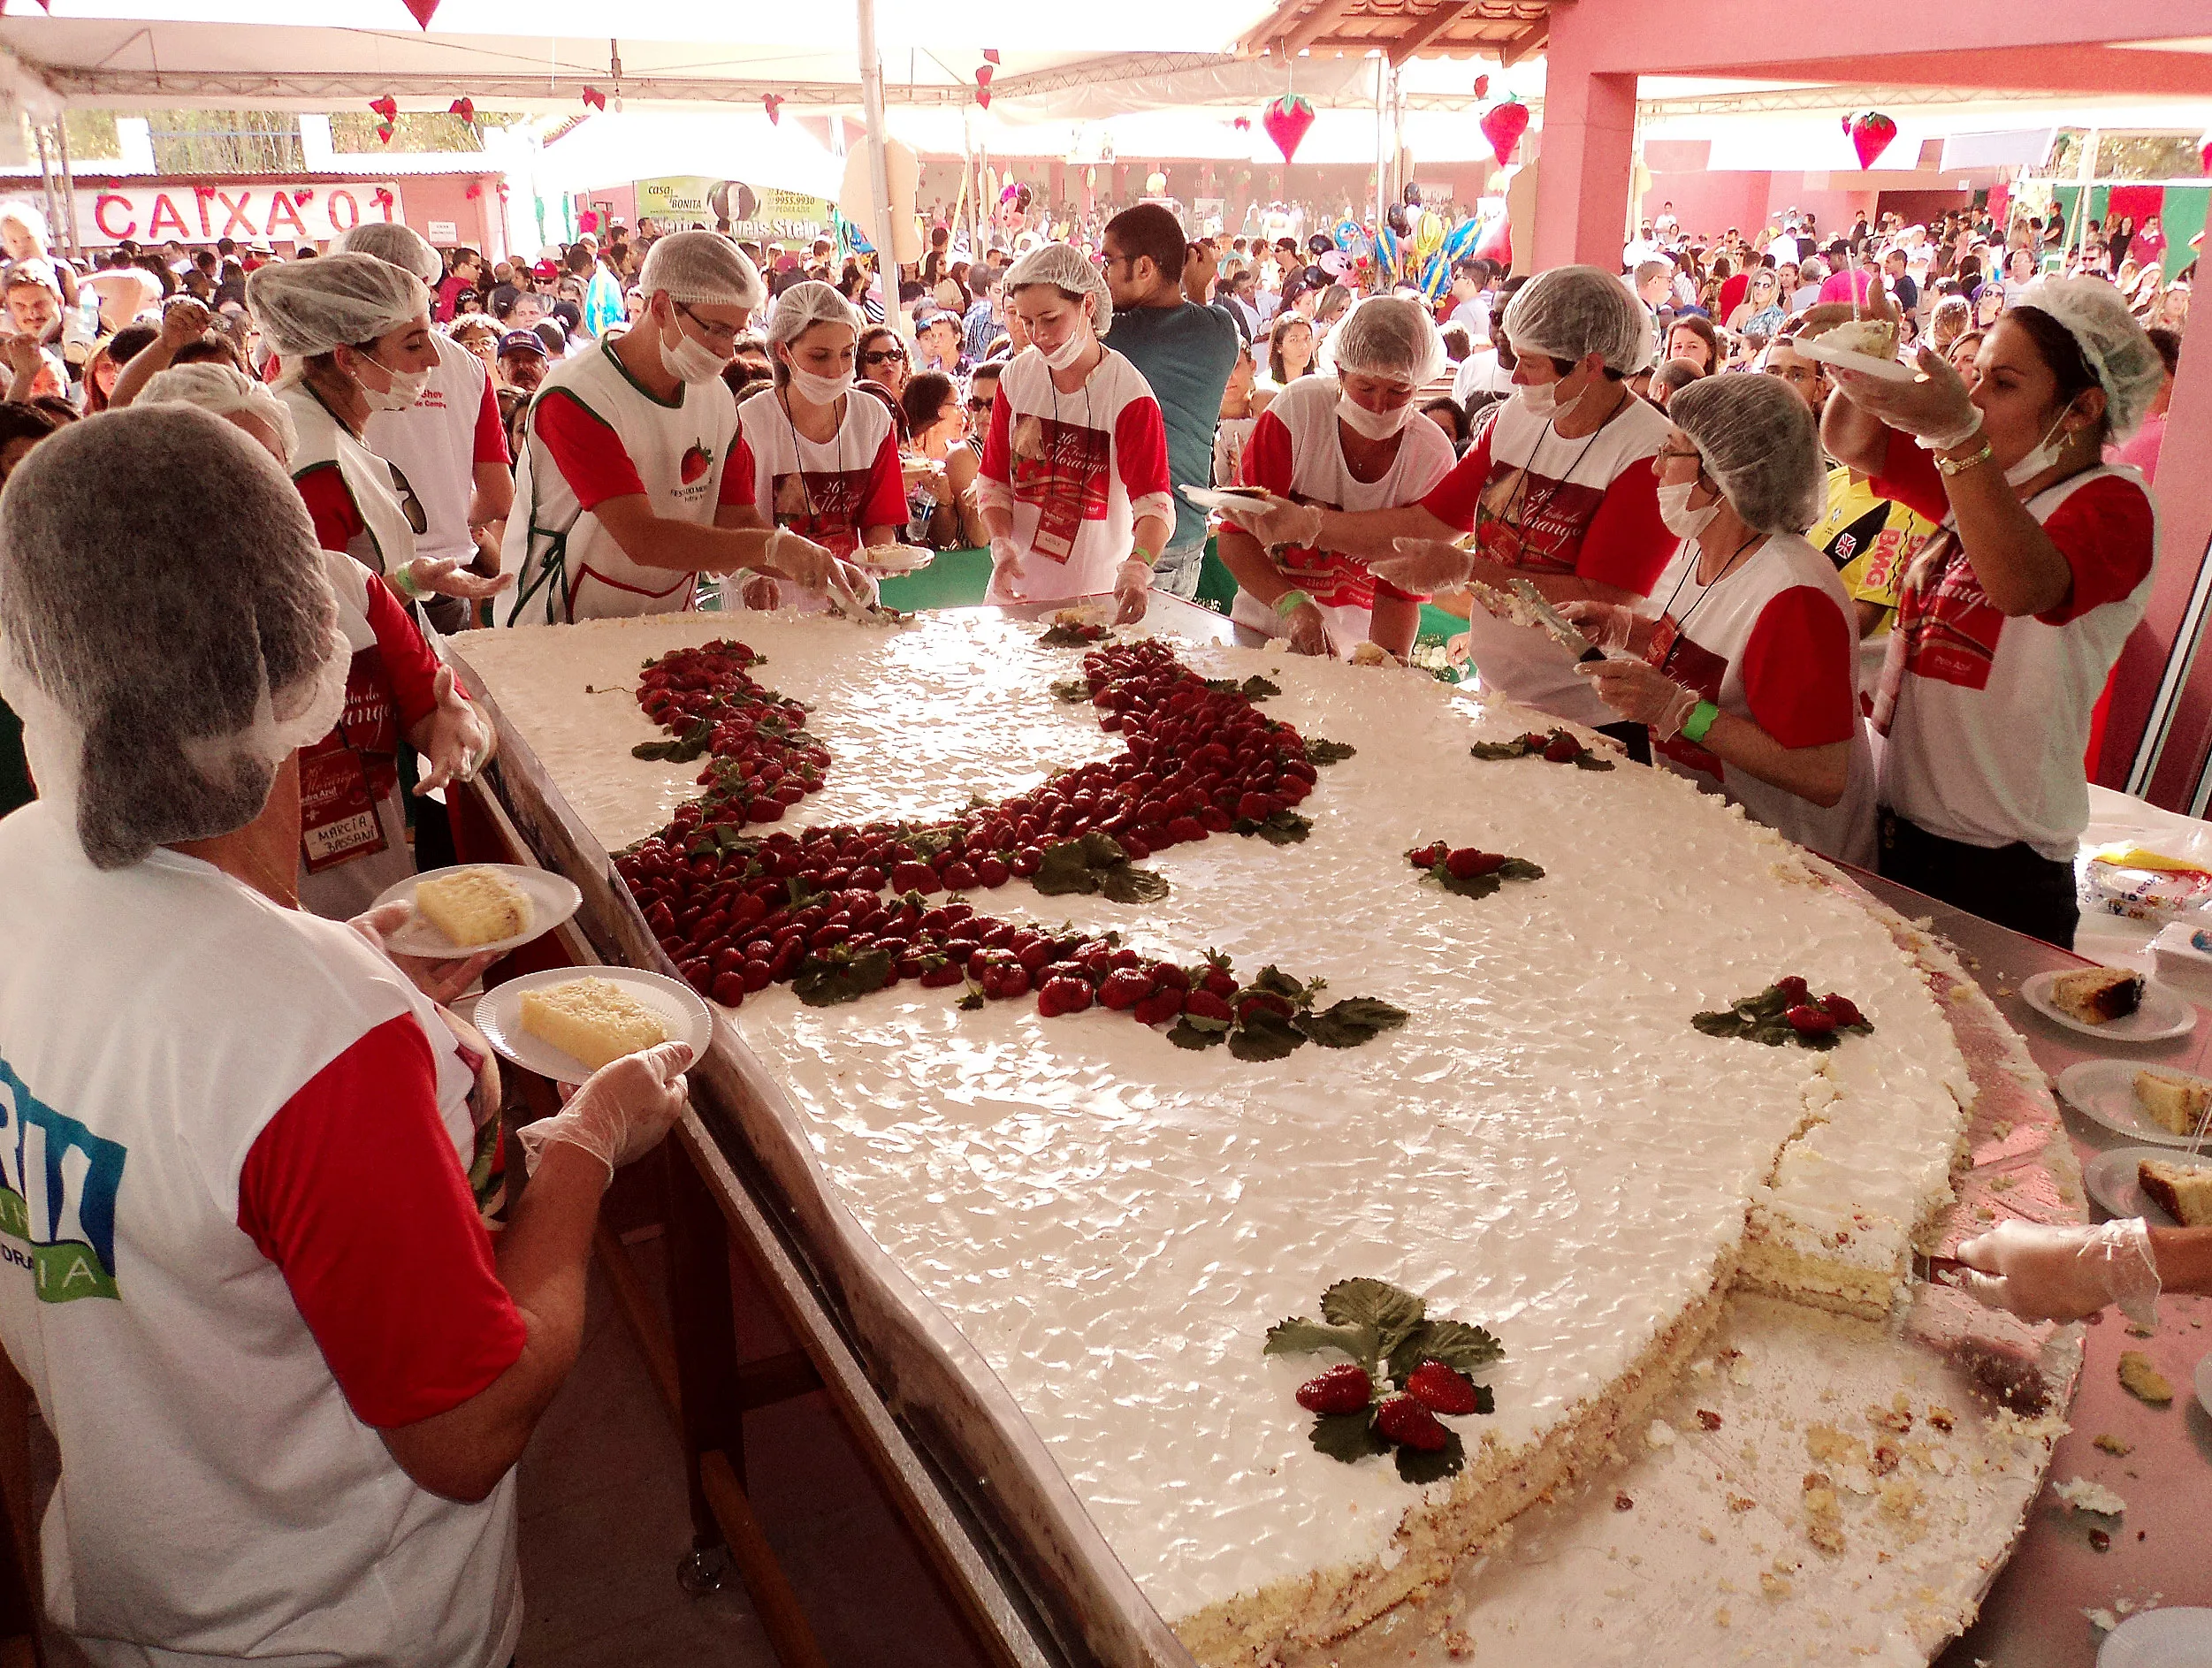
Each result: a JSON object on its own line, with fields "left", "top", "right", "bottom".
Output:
{"left": 976, "top": 240, "right": 1173, "bottom": 623}
{"left": 728, "top": 280, "right": 916, "bottom": 611}
{"left": 1564, "top": 375, "right": 1876, "bottom": 864}
{"left": 1218, "top": 265, "right": 1674, "bottom": 728}
{"left": 1216, "top": 296, "right": 1458, "bottom": 659}
{"left": 0, "top": 407, "right": 695, "bottom": 1667}
{"left": 1818, "top": 276, "right": 2164, "bottom": 947}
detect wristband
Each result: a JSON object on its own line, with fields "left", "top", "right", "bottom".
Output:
{"left": 1274, "top": 589, "right": 1315, "bottom": 620}
{"left": 391, "top": 563, "right": 428, "bottom": 601}
{"left": 1129, "top": 546, "right": 1156, "bottom": 569}
{"left": 1680, "top": 700, "right": 1720, "bottom": 743}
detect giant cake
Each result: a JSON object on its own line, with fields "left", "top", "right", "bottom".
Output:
{"left": 455, "top": 611, "right": 1980, "bottom": 1664}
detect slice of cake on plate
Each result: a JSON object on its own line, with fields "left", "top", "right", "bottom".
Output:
{"left": 2138, "top": 1157, "right": 2212, "bottom": 1226}
{"left": 2133, "top": 1068, "right": 2212, "bottom": 1136}
{"left": 520, "top": 977, "right": 668, "bottom": 1070}
{"left": 1813, "top": 316, "right": 1899, "bottom": 360}
{"left": 415, "top": 866, "right": 531, "bottom": 948}
{"left": 2048, "top": 966, "right": 2144, "bottom": 1025}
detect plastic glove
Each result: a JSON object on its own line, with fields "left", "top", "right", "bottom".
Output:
{"left": 987, "top": 535, "right": 1028, "bottom": 603}
{"left": 517, "top": 1040, "right": 696, "bottom": 1185}
{"left": 1112, "top": 557, "right": 1152, "bottom": 625}
{"left": 1575, "top": 656, "right": 1699, "bottom": 735}
{"left": 1830, "top": 344, "right": 1981, "bottom": 446}
{"left": 1282, "top": 598, "right": 1333, "bottom": 658}
{"left": 1444, "top": 630, "right": 1474, "bottom": 673}
{"left": 757, "top": 528, "right": 841, "bottom": 592}
{"left": 739, "top": 573, "right": 781, "bottom": 612}
{"left": 820, "top": 557, "right": 880, "bottom": 620}
{"left": 1370, "top": 537, "right": 1476, "bottom": 597}
{"left": 1216, "top": 491, "right": 1324, "bottom": 551}
{"left": 1558, "top": 598, "right": 1636, "bottom": 651}
{"left": 1953, "top": 1218, "right": 2162, "bottom": 1328}
{"left": 347, "top": 899, "right": 500, "bottom": 1005}
{"left": 402, "top": 554, "right": 516, "bottom": 603}
{"left": 408, "top": 666, "right": 494, "bottom": 795}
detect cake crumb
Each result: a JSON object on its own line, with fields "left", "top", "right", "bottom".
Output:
{"left": 1871, "top": 1442, "right": 1902, "bottom": 1477}
{"left": 2117, "top": 1352, "right": 2174, "bottom": 1406}
{"left": 2094, "top": 1434, "right": 2134, "bottom": 1457}
{"left": 1806, "top": 1425, "right": 1866, "bottom": 1467}
{"left": 1991, "top": 1120, "right": 2014, "bottom": 1140}
{"left": 2053, "top": 1477, "right": 2126, "bottom": 1516}
{"left": 1728, "top": 1494, "right": 1757, "bottom": 1513}
{"left": 1647, "top": 1420, "right": 1677, "bottom": 1450}
{"left": 1715, "top": 1609, "right": 1731, "bottom": 1628}
{"left": 1697, "top": 1408, "right": 1723, "bottom": 1431}
{"left": 1926, "top": 1405, "right": 1956, "bottom": 1434}
{"left": 2090, "top": 1528, "right": 2112, "bottom": 1552}
{"left": 1759, "top": 1571, "right": 1793, "bottom": 1599}
{"left": 1879, "top": 1477, "right": 1926, "bottom": 1521}
{"left": 1698, "top": 1527, "right": 1717, "bottom": 1544}
{"left": 1613, "top": 1493, "right": 1634, "bottom": 1512}
{"left": 1867, "top": 1394, "right": 1914, "bottom": 1433}
{"left": 1443, "top": 1629, "right": 1473, "bottom": 1658}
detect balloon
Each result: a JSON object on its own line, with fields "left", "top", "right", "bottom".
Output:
{"left": 1414, "top": 208, "right": 1445, "bottom": 259}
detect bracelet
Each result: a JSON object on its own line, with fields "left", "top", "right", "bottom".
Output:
{"left": 1274, "top": 589, "right": 1315, "bottom": 620}
{"left": 1934, "top": 439, "right": 1994, "bottom": 476}
{"left": 1680, "top": 700, "right": 1720, "bottom": 743}
{"left": 391, "top": 563, "right": 428, "bottom": 601}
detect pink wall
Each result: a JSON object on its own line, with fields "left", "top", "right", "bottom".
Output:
{"left": 396, "top": 173, "right": 504, "bottom": 260}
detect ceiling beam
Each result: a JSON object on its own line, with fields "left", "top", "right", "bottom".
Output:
{"left": 1498, "top": 19, "right": 1548, "bottom": 65}
{"left": 1236, "top": 0, "right": 1315, "bottom": 57}
{"left": 1386, "top": 1, "right": 1478, "bottom": 65}
{"left": 1281, "top": 0, "right": 1369, "bottom": 57}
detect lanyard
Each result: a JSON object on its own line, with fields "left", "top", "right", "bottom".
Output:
{"left": 1657, "top": 529, "right": 1765, "bottom": 676}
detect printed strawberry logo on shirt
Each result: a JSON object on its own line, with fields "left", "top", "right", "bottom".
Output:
{"left": 680, "top": 443, "right": 711, "bottom": 486}
{"left": 769, "top": 467, "right": 879, "bottom": 560}
{"left": 1011, "top": 414, "right": 1112, "bottom": 564}
{"left": 1873, "top": 539, "right": 2002, "bottom": 737}
{"left": 1473, "top": 460, "right": 1609, "bottom": 575}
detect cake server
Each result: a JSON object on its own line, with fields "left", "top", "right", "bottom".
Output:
{"left": 1509, "top": 575, "right": 1601, "bottom": 663}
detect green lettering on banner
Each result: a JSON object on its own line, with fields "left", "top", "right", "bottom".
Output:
{"left": 0, "top": 1187, "right": 27, "bottom": 1240}
{"left": 34, "top": 1241, "right": 118, "bottom": 1304}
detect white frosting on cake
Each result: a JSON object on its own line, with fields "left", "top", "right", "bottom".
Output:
{"left": 454, "top": 611, "right": 1972, "bottom": 1628}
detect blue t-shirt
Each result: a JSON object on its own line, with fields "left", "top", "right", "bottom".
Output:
{"left": 1103, "top": 301, "right": 1241, "bottom": 552}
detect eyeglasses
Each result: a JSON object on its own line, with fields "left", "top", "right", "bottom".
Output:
{"left": 675, "top": 301, "right": 743, "bottom": 349}
{"left": 1651, "top": 446, "right": 1702, "bottom": 469}
{"left": 860, "top": 347, "right": 907, "bottom": 365}
{"left": 966, "top": 396, "right": 995, "bottom": 411}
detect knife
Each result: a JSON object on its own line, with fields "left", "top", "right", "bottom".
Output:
{"left": 1509, "top": 576, "right": 1604, "bottom": 665}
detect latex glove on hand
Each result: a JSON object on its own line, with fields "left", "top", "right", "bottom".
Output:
{"left": 1282, "top": 599, "right": 1333, "bottom": 658}
{"left": 1575, "top": 655, "right": 1699, "bottom": 735}
{"left": 1954, "top": 1219, "right": 2162, "bottom": 1328}
{"left": 1112, "top": 558, "right": 1152, "bottom": 625}
{"left": 757, "top": 528, "right": 841, "bottom": 593}
{"left": 347, "top": 899, "right": 500, "bottom": 1006}
{"left": 408, "top": 666, "right": 494, "bottom": 796}
{"left": 1216, "top": 491, "right": 1324, "bottom": 552}
{"left": 402, "top": 554, "right": 516, "bottom": 603}
{"left": 987, "top": 535, "right": 1028, "bottom": 603}
{"left": 1831, "top": 345, "right": 1982, "bottom": 447}
{"left": 820, "top": 557, "right": 881, "bottom": 620}
{"left": 1557, "top": 598, "right": 1636, "bottom": 651}
{"left": 517, "top": 1040, "right": 696, "bottom": 1184}
{"left": 739, "top": 573, "right": 781, "bottom": 612}
{"left": 1370, "top": 537, "right": 1476, "bottom": 598}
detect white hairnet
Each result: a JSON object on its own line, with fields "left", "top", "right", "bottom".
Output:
{"left": 0, "top": 407, "right": 348, "bottom": 870}
{"left": 1009, "top": 240, "right": 1113, "bottom": 338}
{"left": 637, "top": 230, "right": 766, "bottom": 310}
{"left": 141, "top": 362, "right": 301, "bottom": 466}
{"left": 248, "top": 252, "right": 429, "bottom": 359}
{"left": 1502, "top": 264, "right": 1655, "bottom": 375}
{"left": 1323, "top": 295, "right": 1445, "bottom": 387}
{"left": 338, "top": 220, "right": 443, "bottom": 286}
{"left": 0, "top": 202, "right": 47, "bottom": 243}
{"left": 2012, "top": 277, "right": 2167, "bottom": 443}
{"left": 764, "top": 279, "right": 863, "bottom": 347}
{"left": 1667, "top": 374, "right": 1824, "bottom": 536}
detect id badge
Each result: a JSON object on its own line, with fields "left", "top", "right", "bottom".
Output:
{"left": 298, "top": 743, "right": 390, "bottom": 874}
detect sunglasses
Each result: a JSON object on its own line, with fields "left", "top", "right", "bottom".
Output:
{"left": 966, "top": 396, "right": 994, "bottom": 411}
{"left": 861, "top": 347, "right": 907, "bottom": 365}
{"left": 385, "top": 460, "right": 429, "bottom": 538}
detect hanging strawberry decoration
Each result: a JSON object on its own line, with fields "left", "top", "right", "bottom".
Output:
{"left": 1479, "top": 95, "right": 1529, "bottom": 165}
{"left": 369, "top": 95, "right": 399, "bottom": 122}
{"left": 582, "top": 86, "right": 607, "bottom": 111}
{"left": 449, "top": 96, "right": 475, "bottom": 122}
{"left": 975, "top": 64, "right": 994, "bottom": 89}
{"left": 1232, "top": 116, "right": 1251, "bottom": 132}
{"left": 1473, "top": 73, "right": 1490, "bottom": 98}
{"left": 293, "top": 188, "right": 314, "bottom": 206}
{"left": 763, "top": 94, "right": 783, "bottom": 125}
{"left": 400, "top": 0, "right": 438, "bottom": 26}
{"left": 465, "top": 181, "right": 483, "bottom": 200}
{"left": 1845, "top": 110, "right": 1897, "bottom": 170}
{"left": 975, "top": 88, "right": 992, "bottom": 110}
{"left": 2197, "top": 129, "right": 2210, "bottom": 175}
{"left": 982, "top": 48, "right": 1000, "bottom": 65}
{"left": 376, "top": 124, "right": 395, "bottom": 146}
{"left": 372, "top": 187, "right": 396, "bottom": 211}
{"left": 1262, "top": 95, "right": 1315, "bottom": 165}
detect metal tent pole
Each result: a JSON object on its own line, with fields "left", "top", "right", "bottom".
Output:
{"left": 1373, "top": 54, "right": 1388, "bottom": 288}
{"left": 53, "top": 118, "right": 80, "bottom": 259}
{"left": 856, "top": 0, "right": 904, "bottom": 338}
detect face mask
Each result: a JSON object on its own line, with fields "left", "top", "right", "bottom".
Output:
{"left": 356, "top": 354, "right": 429, "bottom": 412}
{"left": 1040, "top": 329, "right": 1093, "bottom": 371}
{"left": 1657, "top": 479, "right": 1721, "bottom": 539}
{"left": 1515, "top": 369, "right": 1582, "bottom": 421}
{"left": 784, "top": 363, "right": 853, "bottom": 404}
{"left": 663, "top": 324, "right": 730, "bottom": 385}
{"left": 2003, "top": 407, "right": 2075, "bottom": 488}
{"left": 1336, "top": 393, "right": 1410, "bottom": 439}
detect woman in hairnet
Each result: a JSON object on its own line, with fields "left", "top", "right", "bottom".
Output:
{"left": 1819, "top": 277, "right": 2164, "bottom": 946}
{"left": 1567, "top": 376, "right": 1876, "bottom": 864}
{"left": 976, "top": 241, "right": 1173, "bottom": 624}
{"left": 1218, "top": 264, "right": 1674, "bottom": 729}
{"left": 728, "top": 280, "right": 913, "bottom": 611}
{"left": 1216, "top": 297, "right": 1458, "bottom": 659}
{"left": 0, "top": 407, "right": 694, "bottom": 1667}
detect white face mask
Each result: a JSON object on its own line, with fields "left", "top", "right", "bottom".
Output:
{"left": 356, "top": 354, "right": 429, "bottom": 412}
{"left": 1336, "top": 392, "right": 1410, "bottom": 440}
{"left": 2003, "top": 406, "right": 2076, "bottom": 488}
{"left": 1040, "top": 330, "right": 1093, "bottom": 371}
{"left": 1656, "top": 478, "right": 1721, "bottom": 539}
{"left": 1514, "top": 369, "right": 1582, "bottom": 422}
{"left": 784, "top": 362, "right": 853, "bottom": 405}
{"left": 663, "top": 323, "right": 730, "bottom": 385}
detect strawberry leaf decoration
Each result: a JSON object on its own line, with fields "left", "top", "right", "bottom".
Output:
{"left": 1296, "top": 997, "right": 1408, "bottom": 1049}
{"left": 1228, "top": 1005, "right": 1306, "bottom": 1062}
{"left": 1038, "top": 621, "right": 1110, "bottom": 648}
{"left": 1320, "top": 1276, "right": 1427, "bottom": 1358}
{"left": 793, "top": 945, "right": 896, "bottom": 1007}
{"left": 1386, "top": 1316, "right": 1505, "bottom": 1384}
{"left": 1394, "top": 1426, "right": 1467, "bottom": 1486}
{"left": 1265, "top": 1315, "right": 1379, "bottom": 1369}
{"left": 1049, "top": 678, "right": 1091, "bottom": 704}
{"left": 1408, "top": 845, "right": 1545, "bottom": 900}
{"left": 1694, "top": 981, "right": 1873, "bottom": 1050}
{"left": 1312, "top": 1409, "right": 1392, "bottom": 1464}
{"left": 1232, "top": 808, "right": 1310, "bottom": 845}
{"left": 1468, "top": 727, "right": 1612, "bottom": 769}
{"left": 1304, "top": 737, "right": 1356, "bottom": 765}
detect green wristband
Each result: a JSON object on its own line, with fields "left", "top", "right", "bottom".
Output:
{"left": 391, "top": 564, "right": 427, "bottom": 601}
{"left": 1680, "top": 699, "right": 1720, "bottom": 743}
{"left": 1274, "top": 589, "right": 1314, "bottom": 620}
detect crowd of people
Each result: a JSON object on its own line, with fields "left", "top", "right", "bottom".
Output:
{"left": 0, "top": 176, "right": 2202, "bottom": 1667}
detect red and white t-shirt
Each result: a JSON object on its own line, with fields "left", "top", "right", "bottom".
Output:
{"left": 1420, "top": 391, "right": 1674, "bottom": 726}
{"left": 1868, "top": 445, "right": 2155, "bottom": 859}
{"left": 975, "top": 346, "right": 1173, "bottom": 602}
{"left": 0, "top": 800, "right": 523, "bottom": 1668}
{"left": 1224, "top": 376, "right": 1455, "bottom": 651}
{"left": 1642, "top": 532, "right": 1876, "bottom": 864}
{"left": 364, "top": 332, "right": 510, "bottom": 565}
{"left": 730, "top": 385, "right": 908, "bottom": 562}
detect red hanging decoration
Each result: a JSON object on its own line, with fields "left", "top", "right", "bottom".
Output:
{"left": 369, "top": 95, "right": 399, "bottom": 122}
{"left": 975, "top": 88, "right": 992, "bottom": 110}
{"left": 376, "top": 124, "right": 395, "bottom": 146}
{"left": 496, "top": 183, "right": 510, "bottom": 202}
{"left": 1478, "top": 95, "right": 1529, "bottom": 165}
{"left": 763, "top": 94, "right": 783, "bottom": 125}
{"left": 372, "top": 187, "right": 396, "bottom": 211}
{"left": 465, "top": 181, "right": 483, "bottom": 200}
{"left": 2201, "top": 132, "right": 2212, "bottom": 175}
{"left": 400, "top": 0, "right": 438, "bottom": 25}
{"left": 981, "top": 48, "right": 1000, "bottom": 65}
{"left": 1262, "top": 94, "right": 1315, "bottom": 165}
{"left": 293, "top": 189, "right": 315, "bottom": 206}
{"left": 975, "top": 65, "right": 994, "bottom": 88}
{"left": 1845, "top": 110, "right": 1897, "bottom": 170}
{"left": 449, "top": 96, "right": 475, "bottom": 122}
{"left": 581, "top": 86, "right": 607, "bottom": 111}
{"left": 1474, "top": 73, "right": 1491, "bottom": 98}
{"left": 1232, "top": 116, "right": 1251, "bottom": 132}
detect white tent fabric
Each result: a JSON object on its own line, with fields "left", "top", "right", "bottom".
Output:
{"left": 526, "top": 111, "right": 843, "bottom": 200}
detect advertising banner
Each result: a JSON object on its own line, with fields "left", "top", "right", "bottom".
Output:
{"left": 636, "top": 175, "right": 836, "bottom": 244}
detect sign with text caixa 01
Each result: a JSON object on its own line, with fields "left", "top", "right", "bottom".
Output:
{"left": 0, "top": 182, "right": 406, "bottom": 247}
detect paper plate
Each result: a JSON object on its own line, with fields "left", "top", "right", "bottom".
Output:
{"left": 2080, "top": 1145, "right": 2204, "bottom": 1226}
{"left": 2021, "top": 970, "right": 2196, "bottom": 1043}
{"left": 2058, "top": 1060, "right": 2212, "bottom": 1148}
{"left": 861, "top": 545, "right": 937, "bottom": 575}
{"left": 370, "top": 864, "right": 583, "bottom": 960}
{"left": 474, "top": 965, "right": 713, "bottom": 1085}
{"left": 1789, "top": 333, "right": 1918, "bottom": 382}
{"left": 1180, "top": 484, "right": 1278, "bottom": 514}
{"left": 2100, "top": 1608, "right": 2212, "bottom": 1668}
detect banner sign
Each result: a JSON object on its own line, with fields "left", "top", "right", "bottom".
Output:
{"left": 0, "top": 182, "right": 406, "bottom": 247}
{"left": 635, "top": 175, "right": 835, "bottom": 244}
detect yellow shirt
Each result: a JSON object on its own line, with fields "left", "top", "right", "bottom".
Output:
{"left": 1810, "top": 465, "right": 1938, "bottom": 637}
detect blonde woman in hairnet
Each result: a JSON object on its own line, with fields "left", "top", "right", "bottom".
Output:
{"left": 1566, "top": 375, "right": 1876, "bottom": 864}
{"left": 1819, "top": 275, "right": 2164, "bottom": 948}
{"left": 975, "top": 241, "right": 1173, "bottom": 623}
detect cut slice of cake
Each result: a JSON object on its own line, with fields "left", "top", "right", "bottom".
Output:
{"left": 1814, "top": 316, "right": 1899, "bottom": 361}
{"left": 520, "top": 976, "right": 669, "bottom": 1070}
{"left": 2132, "top": 1068, "right": 2212, "bottom": 1137}
{"left": 2048, "top": 967, "right": 2144, "bottom": 1025}
{"left": 415, "top": 866, "right": 531, "bottom": 948}
{"left": 2138, "top": 1157, "right": 2212, "bottom": 1226}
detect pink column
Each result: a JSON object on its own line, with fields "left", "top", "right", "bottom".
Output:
{"left": 1531, "top": 11, "right": 1636, "bottom": 272}
{"left": 2122, "top": 329, "right": 2212, "bottom": 804}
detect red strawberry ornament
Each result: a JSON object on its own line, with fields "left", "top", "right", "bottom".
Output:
{"left": 975, "top": 65, "right": 994, "bottom": 88}
{"left": 369, "top": 95, "right": 399, "bottom": 122}
{"left": 763, "top": 94, "right": 784, "bottom": 126}
{"left": 1847, "top": 110, "right": 1897, "bottom": 170}
{"left": 449, "top": 96, "right": 476, "bottom": 122}
{"left": 975, "top": 88, "right": 992, "bottom": 110}
{"left": 1232, "top": 115, "right": 1251, "bottom": 133}
{"left": 1473, "top": 73, "right": 1490, "bottom": 98}
{"left": 376, "top": 124, "right": 395, "bottom": 146}
{"left": 1479, "top": 96, "right": 1529, "bottom": 165}
{"left": 582, "top": 86, "right": 607, "bottom": 111}
{"left": 1262, "top": 95, "right": 1316, "bottom": 165}
{"left": 400, "top": 0, "right": 439, "bottom": 27}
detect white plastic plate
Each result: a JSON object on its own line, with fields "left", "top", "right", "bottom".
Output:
{"left": 1788, "top": 332, "right": 1918, "bottom": 382}
{"left": 2022, "top": 970, "right": 2196, "bottom": 1043}
{"left": 2056, "top": 1060, "right": 2212, "bottom": 1147}
{"left": 2081, "top": 1145, "right": 2204, "bottom": 1226}
{"left": 474, "top": 966, "right": 713, "bottom": 1085}
{"left": 1179, "top": 484, "right": 1278, "bottom": 514}
{"left": 2100, "top": 1608, "right": 2212, "bottom": 1668}
{"left": 371, "top": 864, "right": 583, "bottom": 959}
{"left": 860, "top": 545, "right": 936, "bottom": 575}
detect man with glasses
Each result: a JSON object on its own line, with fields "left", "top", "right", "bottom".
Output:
{"left": 503, "top": 232, "right": 861, "bottom": 623}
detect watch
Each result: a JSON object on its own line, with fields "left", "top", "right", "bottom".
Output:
{"left": 1934, "top": 440, "right": 1993, "bottom": 476}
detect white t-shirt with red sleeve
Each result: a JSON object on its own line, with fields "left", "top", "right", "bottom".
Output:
{"left": 1418, "top": 391, "right": 1674, "bottom": 727}
{"left": 730, "top": 385, "right": 909, "bottom": 563}
{"left": 1224, "top": 376, "right": 1455, "bottom": 653}
{"left": 364, "top": 331, "right": 510, "bottom": 566}
{"left": 0, "top": 798, "right": 526, "bottom": 1668}
{"left": 1868, "top": 444, "right": 2155, "bottom": 860}
{"left": 502, "top": 341, "right": 746, "bottom": 623}
{"left": 1641, "top": 532, "right": 1876, "bottom": 864}
{"left": 975, "top": 346, "right": 1173, "bottom": 603}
